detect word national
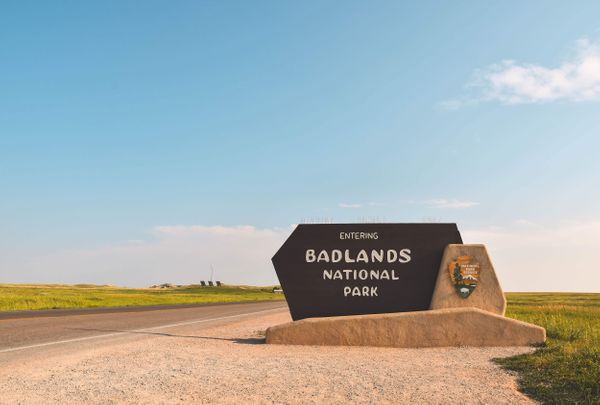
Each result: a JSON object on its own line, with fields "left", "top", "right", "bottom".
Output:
{"left": 323, "top": 269, "right": 401, "bottom": 281}
{"left": 305, "top": 249, "right": 411, "bottom": 264}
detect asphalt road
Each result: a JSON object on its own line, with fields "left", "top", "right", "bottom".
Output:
{"left": 0, "top": 301, "right": 288, "bottom": 355}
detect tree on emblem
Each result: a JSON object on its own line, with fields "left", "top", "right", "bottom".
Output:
{"left": 453, "top": 263, "right": 462, "bottom": 284}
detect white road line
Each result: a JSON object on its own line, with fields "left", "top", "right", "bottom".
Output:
{"left": 0, "top": 306, "right": 285, "bottom": 354}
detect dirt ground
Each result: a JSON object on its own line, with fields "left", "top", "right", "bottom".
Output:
{"left": 0, "top": 310, "right": 536, "bottom": 404}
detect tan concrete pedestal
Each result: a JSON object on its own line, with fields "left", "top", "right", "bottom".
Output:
{"left": 266, "top": 308, "right": 545, "bottom": 348}
{"left": 430, "top": 244, "right": 507, "bottom": 315}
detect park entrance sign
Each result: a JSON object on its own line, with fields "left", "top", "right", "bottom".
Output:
{"left": 268, "top": 223, "right": 546, "bottom": 348}
{"left": 272, "top": 223, "right": 463, "bottom": 320}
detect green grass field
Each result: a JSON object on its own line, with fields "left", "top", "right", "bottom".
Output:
{"left": 0, "top": 284, "right": 284, "bottom": 311}
{"left": 499, "top": 293, "right": 600, "bottom": 404}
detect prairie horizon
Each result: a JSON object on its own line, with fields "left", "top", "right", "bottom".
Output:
{"left": 2, "top": 283, "right": 597, "bottom": 312}
{"left": 0, "top": 283, "right": 284, "bottom": 312}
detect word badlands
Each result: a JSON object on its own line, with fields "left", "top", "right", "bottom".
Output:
{"left": 306, "top": 249, "right": 412, "bottom": 297}
{"left": 305, "top": 248, "right": 412, "bottom": 263}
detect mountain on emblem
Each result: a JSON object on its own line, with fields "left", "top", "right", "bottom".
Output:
{"left": 448, "top": 255, "right": 481, "bottom": 298}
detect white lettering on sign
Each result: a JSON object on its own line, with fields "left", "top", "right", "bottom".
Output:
{"left": 343, "top": 286, "right": 379, "bottom": 296}
{"left": 339, "top": 232, "right": 378, "bottom": 240}
{"left": 306, "top": 246, "right": 411, "bottom": 299}
{"left": 399, "top": 249, "right": 411, "bottom": 263}
{"left": 323, "top": 269, "right": 400, "bottom": 280}
{"left": 305, "top": 249, "right": 411, "bottom": 263}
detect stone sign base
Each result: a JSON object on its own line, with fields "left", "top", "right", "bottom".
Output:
{"left": 266, "top": 307, "right": 545, "bottom": 348}
{"left": 430, "top": 244, "right": 507, "bottom": 315}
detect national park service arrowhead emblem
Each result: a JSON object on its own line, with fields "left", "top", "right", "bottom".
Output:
{"left": 448, "top": 255, "right": 480, "bottom": 298}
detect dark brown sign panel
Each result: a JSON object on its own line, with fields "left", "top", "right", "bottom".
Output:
{"left": 272, "top": 223, "right": 462, "bottom": 320}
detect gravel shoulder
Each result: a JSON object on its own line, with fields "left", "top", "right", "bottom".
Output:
{"left": 0, "top": 310, "right": 537, "bottom": 404}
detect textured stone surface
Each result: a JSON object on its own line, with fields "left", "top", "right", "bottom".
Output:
{"left": 266, "top": 308, "right": 545, "bottom": 348}
{"left": 430, "top": 244, "right": 507, "bottom": 315}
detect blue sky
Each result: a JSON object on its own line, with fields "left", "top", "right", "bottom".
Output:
{"left": 1, "top": 1, "right": 599, "bottom": 290}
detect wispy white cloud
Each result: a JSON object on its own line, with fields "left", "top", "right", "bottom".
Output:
{"left": 443, "top": 37, "right": 600, "bottom": 107}
{"left": 424, "top": 199, "right": 479, "bottom": 209}
{"left": 367, "top": 202, "right": 386, "bottom": 207}
{"left": 4, "top": 225, "right": 293, "bottom": 287}
{"left": 337, "top": 202, "right": 386, "bottom": 209}
{"left": 153, "top": 224, "right": 284, "bottom": 238}
{"left": 338, "top": 203, "right": 363, "bottom": 209}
